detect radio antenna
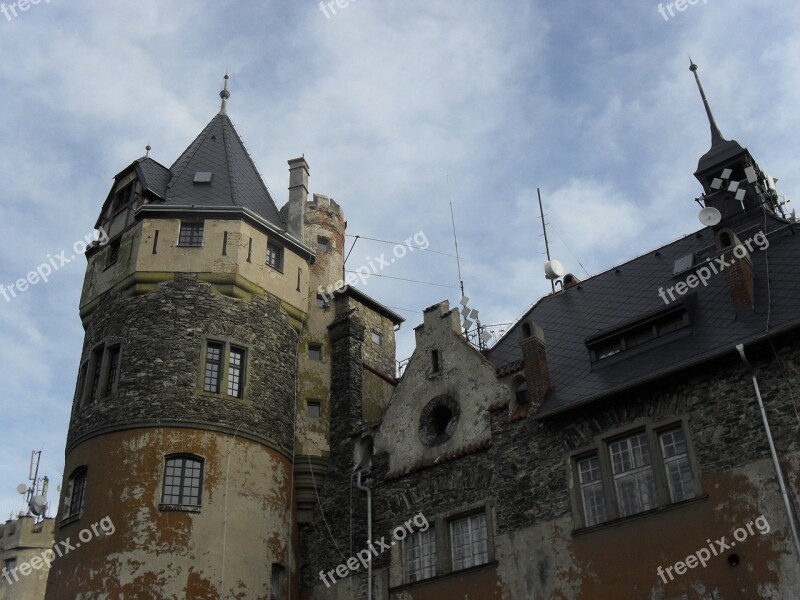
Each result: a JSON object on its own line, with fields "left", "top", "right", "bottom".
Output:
{"left": 538, "top": 188, "right": 555, "bottom": 293}
{"left": 448, "top": 176, "right": 465, "bottom": 299}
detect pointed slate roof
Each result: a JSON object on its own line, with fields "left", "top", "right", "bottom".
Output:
{"left": 159, "top": 112, "right": 285, "bottom": 228}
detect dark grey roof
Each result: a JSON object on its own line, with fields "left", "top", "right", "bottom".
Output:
{"left": 487, "top": 210, "right": 800, "bottom": 419}
{"left": 335, "top": 285, "right": 405, "bottom": 325}
{"left": 696, "top": 138, "right": 747, "bottom": 174}
{"left": 157, "top": 113, "right": 285, "bottom": 228}
{"left": 134, "top": 157, "right": 171, "bottom": 198}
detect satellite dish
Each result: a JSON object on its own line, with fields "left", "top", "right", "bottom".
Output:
{"left": 544, "top": 260, "right": 565, "bottom": 280}
{"left": 698, "top": 206, "right": 722, "bottom": 226}
{"left": 30, "top": 495, "right": 47, "bottom": 517}
{"left": 16, "top": 484, "right": 28, "bottom": 494}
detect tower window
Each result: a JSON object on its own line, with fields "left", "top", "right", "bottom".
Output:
{"left": 203, "top": 342, "right": 223, "bottom": 393}
{"left": 106, "top": 240, "right": 120, "bottom": 267}
{"left": 267, "top": 241, "right": 284, "bottom": 271}
{"left": 309, "top": 344, "right": 322, "bottom": 361}
{"left": 178, "top": 222, "right": 204, "bottom": 247}
{"left": 161, "top": 455, "right": 203, "bottom": 507}
{"left": 105, "top": 346, "right": 121, "bottom": 396}
{"left": 317, "top": 237, "right": 329, "bottom": 252}
{"left": 89, "top": 345, "right": 105, "bottom": 402}
{"left": 372, "top": 330, "right": 383, "bottom": 345}
{"left": 201, "top": 340, "right": 248, "bottom": 399}
{"left": 63, "top": 467, "right": 87, "bottom": 520}
{"left": 307, "top": 400, "right": 321, "bottom": 418}
{"left": 227, "top": 346, "right": 245, "bottom": 398}
{"left": 3, "top": 558, "right": 16, "bottom": 580}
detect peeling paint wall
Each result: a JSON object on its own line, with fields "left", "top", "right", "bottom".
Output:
{"left": 46, "top": 428, "right": 293, "bottom": 599}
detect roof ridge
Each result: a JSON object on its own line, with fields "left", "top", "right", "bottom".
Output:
{"left": 220, "top": 114, "right": 239, "bottom": 208}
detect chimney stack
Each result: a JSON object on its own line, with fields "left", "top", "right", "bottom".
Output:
{"left": 519, "top": 321, "right": 550, "bottom": 412}
{"left": 715, "top": 228, "right": 754, "bottom": 311}
{"left": 285, "top": 157, "right": 309, "bottom": 239}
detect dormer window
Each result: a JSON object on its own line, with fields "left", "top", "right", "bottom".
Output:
{"left": 587, "top": 305, "right": 691, "bottom": 364}
{"left": 110, "top": 184, "right": 134, "bottom": 215}
{"left": 193, "top": 171, "right": 213, "bottom": 184}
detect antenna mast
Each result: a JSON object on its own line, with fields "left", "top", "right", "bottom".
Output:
{"left": 538, "top": 188, "right": 555, "bottom": 293}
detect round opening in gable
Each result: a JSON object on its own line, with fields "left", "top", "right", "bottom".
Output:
{"left": 419, "top": 395, "right": 460, "bottom": 447}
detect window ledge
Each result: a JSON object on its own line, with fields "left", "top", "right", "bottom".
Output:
{"left": 266, "top": 264, "right": 284, "bottom": 274}
{"left": 391, "top": 560, "right": 498, "bottom": 593}
{"left": 177, "top": 244, "right": 204, "bottom": 248}
{"left": 195, "top": 388, "right": 249, "bottom": 404}
{"left": 58, "top": 513, "right": 82, "bottom": 528}
{"left": 159, "top": 504, "right": 201, "bottom": 513}
{"left": 572, "top": 494, "right": 709, "bottom": 537}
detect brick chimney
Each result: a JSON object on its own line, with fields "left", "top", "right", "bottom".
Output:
{"left": 519, "top": 320, "right": 550, "bottom": 412}
{"left": 284, "top": 157, "right": 309, "bottom": 239}
{"left": 715, "top": 228, "right": 754, "bottom": 311}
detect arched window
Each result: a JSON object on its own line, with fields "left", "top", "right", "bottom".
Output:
{"left": 162, "top": 455, "right": 204, "bottom": 506}
{"left": 64, "top": 467, "right": 88, "bottom": 519}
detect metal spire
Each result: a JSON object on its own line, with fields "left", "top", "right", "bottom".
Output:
{"left": 219, "top": 72, "right": 230, "bottom": 114}
{"left": 689, "top": 57, "right": 725, "bottom": 147}
{"left": 145, "top": 142, "right": 151, "bottom": 157}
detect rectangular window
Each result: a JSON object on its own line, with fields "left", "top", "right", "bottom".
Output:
{"left": 431, "top": 349, "right": 440, "bottom": 373}
{"left": 372, "top": 331, "right": 383, "bottom": 345}
{"left": 162, "top": 456, "right": 203, "bottom": 506}
{"left": 609, "top": 432, "right": 657, "bottom": 517}
{"left": 203, "top": 342, "right": 223, "bottom": 393}
{"left": 66, "top": 468, "right": 87, "bottom": 518}
{"left": 573, "top": 422, "right": 698, "bottom": 528}
{"left": 267, "top": 241, "right": 284, "bottom": 271}
{"left": 315, "top": 295, "right": 327, "bottom": 308}
{"left": 450, "top": 513, "right": 489, "bottom": 570}
{"left": 309, "top": 345, "right": 322, "bottom": 361}
{"left": 178, "top": 222, "right": 204, "bottom": 247}
{"left": 227, "top": 347, "right": 245, "bottom": 398}
{"left": 317, "top": 237, "right": 329, "bottom": 252}
{"left": 4, "top": 558, "right": 17, "bottom": 579}
{"left": 307, "top": 401, "right": 321, "bottom": 418}
{"left": 105, "top": 346, "right": 121, "bottom": 396}
{"left": 107, "top": 240, "right": 121, "bottom": 267}
{"left": 577, "top": 456, "right": 606, "bottom": 526}
{"left": 90, "top": 346, "right": 104, "bottom": 401}
{"left": 403, "top": 527, "right": 436, "bottom": 583}
{"left": 660, "top": 428, "right": 696, "bottom": 503}
{"left": 74, "top": 363, "right": 88, "bottom": 406}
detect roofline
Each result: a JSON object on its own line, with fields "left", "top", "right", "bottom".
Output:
{"left": 135, "top": 204, "right": 314, "bottom": 260}
{"left": 533, "top": 319, "right": 800, "bottom": 420}
{"left": 334, "top": 285, "right": 405, "bottom": 325}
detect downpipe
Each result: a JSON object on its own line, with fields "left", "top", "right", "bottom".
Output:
{"left": 736, "top": 343, "right": 800, "bottom": 560}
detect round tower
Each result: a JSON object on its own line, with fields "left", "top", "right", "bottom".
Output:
{"left": 46, "top": 86, "right": 311, "bottom": 599}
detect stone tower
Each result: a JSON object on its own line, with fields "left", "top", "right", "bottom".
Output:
{"left": 44, "top": 80, "right": 350, "bottom": 599}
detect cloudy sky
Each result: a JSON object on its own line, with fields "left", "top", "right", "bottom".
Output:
{"left": 1, "top": 0, "right": 799, "bottom": 516}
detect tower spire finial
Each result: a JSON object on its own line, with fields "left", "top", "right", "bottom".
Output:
{"left": 689, "top": 58, "right": 725, "bottom": 147}
{"left": 219, "top": 72, "right": 230, "bottom": 114}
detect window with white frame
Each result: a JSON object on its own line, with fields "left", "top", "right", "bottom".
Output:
{"left": 267, "top": 240, "right": 284, "bottom": 271}
{"left": 572, "top": 420, "right": 698, "bottom": 528}
{"left": 178, "top": 222, "right": 204, "bottom": 247}
{"left": 610, "top": 432, "right": 657, "bottom": 517}
{"left": 403, "top": 527, "right": 436, "bottom": 583}
{"left": 450, "top": 513, "right": 489, "bottom": 570}
{"left": 201, "top": 341, "right": 247, "bottom": 399}
{"left": 161, "top": 455, "right": 203, "bottom": 506}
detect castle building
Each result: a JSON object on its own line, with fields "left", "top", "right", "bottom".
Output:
{"left": 47, "top": 64, "right": 800, "bottom": 600}
{"left": 298, "top": 63, "right": 800, "bottom": 599}
{"left": 44, "top": 77, "right": 400, "bottom": 598}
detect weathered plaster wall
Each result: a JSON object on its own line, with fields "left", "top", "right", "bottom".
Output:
{"left": 47, "top": 428, "right": 293, "bottom": 599}
{"left": 0, "top": 517, "right": 54, "bottom": 600}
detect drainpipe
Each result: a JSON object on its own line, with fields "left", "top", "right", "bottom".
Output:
{"left": 355, "top": 470, "right": 372, "bottom": 600}
{"left": 736, "top": 344, "right": 800, "bottom": 559}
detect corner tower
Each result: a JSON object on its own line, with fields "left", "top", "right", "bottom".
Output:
{"left": 46, "top": 79, "right": 320, "bottom": 598}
